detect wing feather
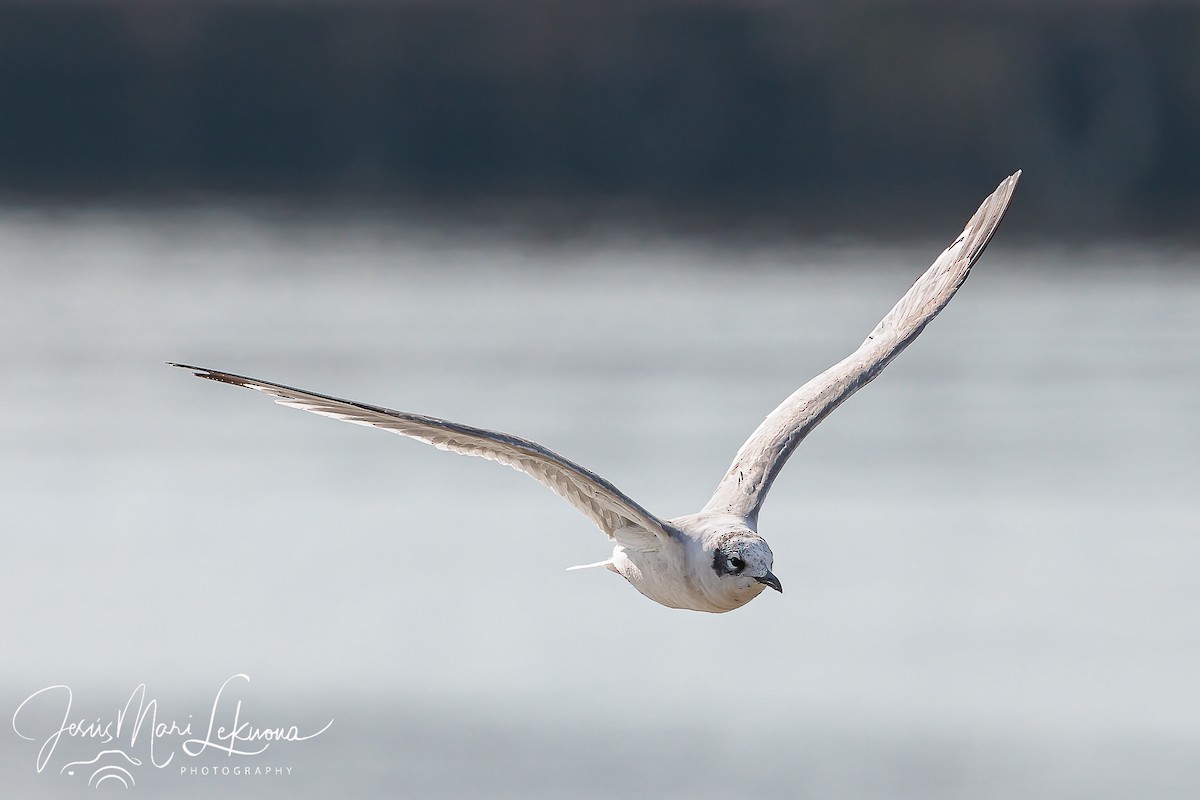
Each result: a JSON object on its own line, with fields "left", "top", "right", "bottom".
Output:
{"left": 703, "top": 172, "right": 1021, "bottom": 524}
{"left": 173, "top": 364, "right": 673, "bottom": 544}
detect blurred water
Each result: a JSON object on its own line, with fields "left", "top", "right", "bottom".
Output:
{"left": 0, "top": 209, "right": 1197, "bottom": 798}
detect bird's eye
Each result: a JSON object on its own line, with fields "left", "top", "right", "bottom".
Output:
{"left": 729, "top": 557, "right": 745, "bottom": 572}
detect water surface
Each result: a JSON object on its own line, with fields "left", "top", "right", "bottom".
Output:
{"left": 1, "top": 210, "right": 1197, "bottom": 797}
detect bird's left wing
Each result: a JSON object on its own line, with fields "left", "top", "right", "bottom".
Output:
{"left": 172, "top": 364, "right": 674, "bottom": 544}
{"left": 703, "top": 171, "right": 1020, "bottom": 525}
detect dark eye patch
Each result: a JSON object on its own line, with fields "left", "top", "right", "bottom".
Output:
{"left": 712, "top": 551, "right": 747, "bottom": 576}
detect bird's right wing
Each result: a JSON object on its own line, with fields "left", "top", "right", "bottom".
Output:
{"left": 703, "top": 172, "right": 1020, "bottom": 524}
{"left": 173, "top": 365, "right": 675, "bottom": 547}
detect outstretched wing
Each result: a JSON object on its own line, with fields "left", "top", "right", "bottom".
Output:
{"left": 173, "top": 364, "right": 673, "bottom": 544}
{"left": 703, "top": 171, "right": 1021, "bottom": 525}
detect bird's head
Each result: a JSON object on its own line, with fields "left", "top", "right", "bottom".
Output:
{"left": 711, "top": 533, "right": 782, "bottom": 596}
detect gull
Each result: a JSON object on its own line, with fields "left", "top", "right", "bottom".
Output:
{"left": 174, "top": 172, "right": 1019, "bottom": 613}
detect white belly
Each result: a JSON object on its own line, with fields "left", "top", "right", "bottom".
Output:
{"left": 611, "top": 545, "right": 764, "bottom": 613}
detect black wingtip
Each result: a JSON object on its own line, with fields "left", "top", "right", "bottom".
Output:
{"left": 170, "top": 363, "right": 238, "bottom": 385}
{"left": 169, "top": 362, "right": 210, "bottom": 376}
{"left": 169, "top": 364, "right": 268, "bottom": 392}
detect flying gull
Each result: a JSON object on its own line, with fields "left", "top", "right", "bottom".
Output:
{"left": 174, "top": 171, "right": 1020, "bottom": 613}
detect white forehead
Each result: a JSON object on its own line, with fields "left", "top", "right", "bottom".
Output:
{"left": 735, "top": 538, "right": 774, "bottom": 567}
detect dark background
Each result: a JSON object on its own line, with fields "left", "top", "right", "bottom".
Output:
{"left": 0, "top": 0, "right": 1197, "bottom": 235}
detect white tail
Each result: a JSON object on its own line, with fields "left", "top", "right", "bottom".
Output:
{"left": 566, "top": 558, "right": 616, "bottom": 572}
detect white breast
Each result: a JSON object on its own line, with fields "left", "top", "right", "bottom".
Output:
{"left": 610, "top": 541, "right": 764, "bottom": 613}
